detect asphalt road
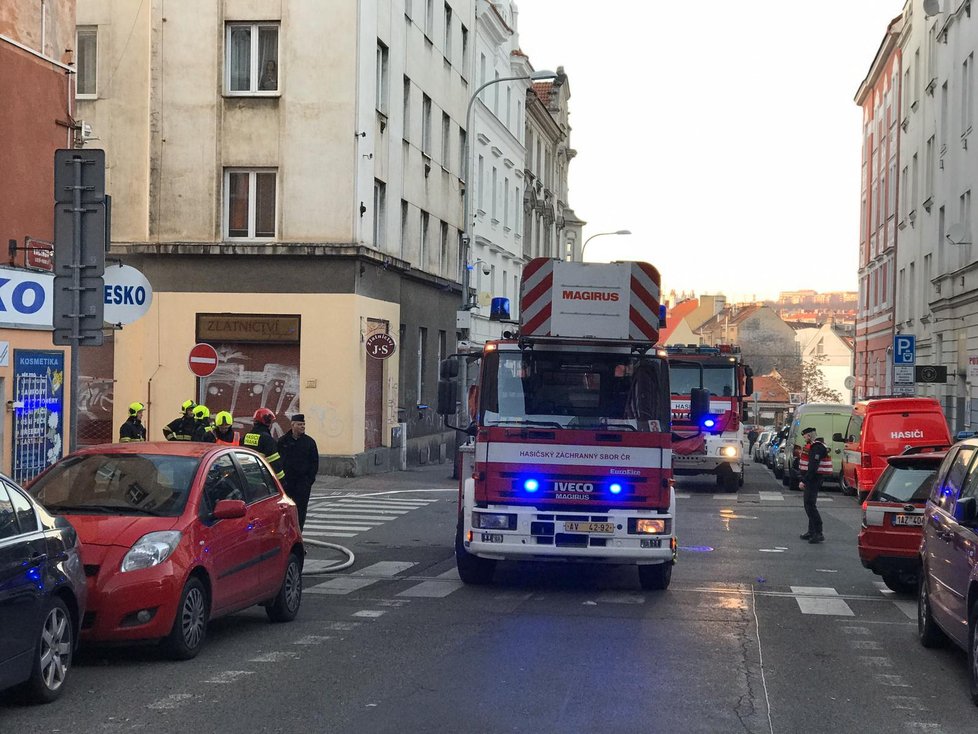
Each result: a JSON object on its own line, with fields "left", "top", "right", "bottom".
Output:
{"left": 3, "top": 461, "right": 977, "bottom": 733}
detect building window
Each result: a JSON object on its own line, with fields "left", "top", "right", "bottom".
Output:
{"left": 225, "top": 169, "right": 277, "bottom": 239}
{"left": 459, "top": 129, "right": 466, "bottom": 178}
{"left": 226, "top": 23, "right": 279, "bottom": 94}
{"left": 373, "top": 180, "right": 387, "bottom": 248}
{"left": 76, "top": 27, "right": 98, "bottom": 97}
{"left": 491, "top": 167, "right": 498, "bottom": 220}
{"left": 438, "top": 330, "right": 447, "bottom": 369}
{"left": 376, "top": 42, "right": 389, "bottom": 113}
{"left": 403, "top": 76, "right": 411, "bottom": 142}
{"left": 425, "top": 0, "right": 434, "bottom": 39}
{"left": 444, "top": 3, "right": 452, "bottom": 60}
{"left": 441, "top": 112, "right": 451, "bottom": 167}
{"left": 503, "top": 176, "right": 509, "bottom": 228}
{"left": 461, "top": 24, "right": 468, "bottom": 74}
{"left": 964, "top": 54, "right": 975, "bottom": 135}
{"left": 477, "top": 155, "right": 485, "bottom": 210}
{"left": 420, "top": 210, "right": 429, "bottom": 267}
{"left": 417, "top": 326, "right": 428, "bottom": 402}
{"left": 422, "top": 94, "right": 432, "bottom": 155}
{"left": 440, "top": 221, "right": 449, "bottom": 273}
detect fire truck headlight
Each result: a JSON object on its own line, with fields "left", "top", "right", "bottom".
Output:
{"left": 635, "top": 519, "right": 666, "bottom": 534}
{"left": 472, "top": 512, "right": 516, "bottom": 530}
{"left": 523, "top": 478, "right": 539, "bottom": 492}
{"left": 720, "top": 445, "right": 739, "bottom": 458}
{"left": 609, "top": 483, "right": 623, "bottom": 495}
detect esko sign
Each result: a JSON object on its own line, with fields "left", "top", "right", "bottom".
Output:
{"left": 0, "top": 264, "right": 153, "bottom": 329}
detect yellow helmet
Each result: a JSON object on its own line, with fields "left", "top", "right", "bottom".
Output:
{"left": 129, "top": 401, "right": 145, "bottom": 415}
{"left": 181, "top": 399, "right": 196, "bottom": 412}
{"left": 214, "top": 411, "right": 233, "bottom": 428}
{"left": 192, "top": 405, "right": 210, "bottom": 420}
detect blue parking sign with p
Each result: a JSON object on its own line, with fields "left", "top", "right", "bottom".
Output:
{"left": 894, "top": 335, "right": 916, "bottom": 364}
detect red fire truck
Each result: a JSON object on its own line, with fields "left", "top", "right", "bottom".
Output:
{"left": 666, "top": 344, "right": 754, "bottom": 492}
{"left": 437, "top": 258, "right": 707, "bottom": 589}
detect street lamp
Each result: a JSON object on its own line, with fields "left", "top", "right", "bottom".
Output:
{"left": 460, "top": 69, "right": 558, "bottom": 312}
{"left": 581, "top": 229, "right": 632, "bottom": 259}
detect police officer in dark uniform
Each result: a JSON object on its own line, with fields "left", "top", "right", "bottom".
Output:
{"left": 241, "top": 408, "right": 285, "bottom": 482}
{"left": 191, "top": 405, "right": 216, "bottom": 443}
{"left": 799, "top": 427, "right": 828, "bottom": 543}
{"left": 163, "top": 399, "right": 197, "bottom": 441}
{"left": 277, "top": 413, "right": 319, "bottom": 529}
{"left": 120, "top": 402, "right": 147, "bottom": 442}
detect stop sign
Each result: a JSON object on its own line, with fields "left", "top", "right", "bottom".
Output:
{"left": 188, "top": 342, "right": 219, "bottom": 377}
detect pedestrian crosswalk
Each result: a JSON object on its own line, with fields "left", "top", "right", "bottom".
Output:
{"left": 301, "top": 496, "right": 441, "bottom": 540}
{"left": 305, "top": 560, "right": 919, "bottom": 621}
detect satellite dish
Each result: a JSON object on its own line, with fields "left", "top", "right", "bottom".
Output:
{"left": 946, "top": 223, "right": 972, "bottom": 245}
{"left": 923, "top": 0, "right": 941, "bottom": 16}
{"left": 844, "top": 375, "right": 856, "bottom": 391}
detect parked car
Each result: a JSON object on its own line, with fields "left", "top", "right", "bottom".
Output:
{"left": 767, "top": 427, "right": 787, "bottom": 470}
{"left": 753, "top": 431, "right": 771, "bottom": 463}
{"left": 1, "top": 476, "right": 86, "bottom": 703}
{"left": 838, "top": 397, "right": 952, "bottom": 502}
{"left": 783, "top": 403, "right": 854, "bottom": 491}
{"left": 858, "top": 448, "right": 946, "bottom": 593}
{"left": 28, "top": 442, "right": 304, "bottom": 660}
{"left": 917, "top": 438, "right": 978, "bottom": 703}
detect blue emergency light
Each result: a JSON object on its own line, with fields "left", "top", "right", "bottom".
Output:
{"left": 609, "top": 483, "right": 623, "bottom": 495}
{"left": 490, "top": 297, "right": 511, "bottom": 321}
{"left": 702, "top": 416, "right": 717, "bottom": 429}
{"left": 523, "top": 478, "right": 539, "bottom": 493}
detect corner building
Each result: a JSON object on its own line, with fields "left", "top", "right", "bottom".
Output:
{"left": 77, "top": 0, "right": 477, "bottom": 473}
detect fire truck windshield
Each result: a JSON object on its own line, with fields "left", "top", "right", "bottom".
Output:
{"left": 670, "top": 363, "right": 737, "bottom": 397}
{"left": 481, "top": 350, "right": 670, "bottom": 432}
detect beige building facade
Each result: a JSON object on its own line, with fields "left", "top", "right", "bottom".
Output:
{"left": 77, "top": 0, "right": 478, "bottom": 473}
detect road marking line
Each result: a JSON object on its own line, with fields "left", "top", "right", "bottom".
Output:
{"left": 250, "top": 651, "right": 300, "bottom": 663}
{"left": 851, "top": 640, "right": 883, "bottom": 650}
{"left": 886, "top": 695, "right": 928, "bottom": 711}
{"left": 307, "top": 562, "right": 416, "bottom": 595}
{"left": 790, "top": 586, "right": 854, "bottom": 616}
{"left": 840, "top": 626, "right": 871, "bottom": 634}
{"left": 306, "top": 513, "right": 408, "bottom": 522}
{"left": 293, "top": 635, "right": 333, "bottom": 645}
{"left": 204, "top": 671, "right": 255, "bottom": 684}
{"left": 894, "top": 600, "right": 917, "bottom": 620}
{"left": 148, "top": 694, "right": 195, "bottom": 710}
{"left": 675, "top": 493, "right": 691, "bottom": 499}
{"left": 874, "top": 674, "right": 911, "bottom": 687}
{"left": 758, "top": 492, "right": 784, "bottom": 501}
{"left": 353, "top": 610, "right": 385, "bottom": 618}
{"left": 300, "top": 531, "right": 359, "bottom": 538}
{"left": 303, "top": 523, "right": 374, "bottom": 531}
{"left": 595, "top": 592, "right": 646, "bottom": 605}
{"left": 857, "top": 656, "right": 893, "bottom": 667}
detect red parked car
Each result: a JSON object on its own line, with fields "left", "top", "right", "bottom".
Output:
{"left": 858, "top": 448, "right": 947, "bottom": 593}
{"left": 27, "top": 442, "right": 304, "bottom": 659}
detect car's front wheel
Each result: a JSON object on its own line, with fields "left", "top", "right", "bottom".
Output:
{"left": 162, "top": 577, "right": 209, "bottom": 660}
{"left": 455, "top": 520, "right": 496, "bottom": 585}
{"left": 266, "top": 552, "right": 303, "bottom": 623}
{"left": 917, "top": 573, "right": 946, "bottom": 648}
{"left": 21, "top": 596, "right": 73, "bottom": 704}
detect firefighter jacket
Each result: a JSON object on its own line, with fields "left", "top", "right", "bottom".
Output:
{"left": 163, "top": 415, "right": 196, "bottom": 441}
{"left": 213, "top": 427, "right": 240, "bottom": 446}
{"left": 192, "top": 421, "right": 216, "bottom": 443}
{"left": 119, "top": 417, "right": 146, "bottom": 442}
{"left": 277, "top": 432, "right": 319, "bottom": 487}
{"left": 240, "top": 424, "right": 285, "bottom": 480}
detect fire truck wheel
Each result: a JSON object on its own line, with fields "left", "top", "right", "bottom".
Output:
{"left": 638, "top": 562, "right": 672, "bottom": 591}
{"left": 455, "top": 521, "right": 496, "bottom": 585}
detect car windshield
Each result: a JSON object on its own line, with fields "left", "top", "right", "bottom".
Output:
{"left": 669, "top": 363, "right": 736, "bottom": 397}
{"left": 873, "top": 465, "right": 938, "bottom": 503}
{"left": 30, "top": 453, "right": 200, "bottom": 517}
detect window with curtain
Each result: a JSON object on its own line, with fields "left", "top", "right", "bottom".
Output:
{"left": 76, "top": 27, "right": 98, "bottom": 97}
{"left": 225, "top": 169, "right": 277, "bottom": 239}
{"left": 226, "top": 23, "right": 279, "bottom": 94}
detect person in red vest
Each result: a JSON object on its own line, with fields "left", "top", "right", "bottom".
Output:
{"left": 213, "top": 411, "right": 240, "bottom": 445}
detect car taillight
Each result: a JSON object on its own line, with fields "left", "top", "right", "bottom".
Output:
{"left": 861, "top": 454, "right": 873, "bottom": 469}
{"left": 861, "top": 500, "right": 868, "bottom": 527}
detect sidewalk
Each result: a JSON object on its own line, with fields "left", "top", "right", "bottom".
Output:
{"left": 310, "top": 460, "right": 457, "bottom": 493}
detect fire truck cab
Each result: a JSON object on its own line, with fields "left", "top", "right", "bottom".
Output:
{"left": 437, "top": 258, "right": 703, "bottom": 590}
{"left": 666, "top": 344, "right": 753, "bottom": 492}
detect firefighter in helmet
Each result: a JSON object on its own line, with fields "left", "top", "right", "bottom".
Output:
{"left": 240, "top": 407, "right": 285, "bottom": 480}
{"left": 213, "top": 411, "right": 240, "bottom": 445}
{"left": 119, "top": 402, "right": 147, "bottom": 442}
{"left": 163, "top": 399, "right": 197, "bottom": 441}
{"left": 191, "top": 404, "right": 216, "bottom": 443}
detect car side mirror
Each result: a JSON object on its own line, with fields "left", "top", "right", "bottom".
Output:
{"left": 213, "top": 499, "right": 246, "bottom": 519}
{"left": 832, "top": 432, "right": 843, "bottom": 443}
{"left": 955, "top": 497, "right": 977, "bottom": 526}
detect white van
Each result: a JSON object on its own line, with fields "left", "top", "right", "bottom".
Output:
{"left": 783, "top": 403, "right": 854, "bottom": 491}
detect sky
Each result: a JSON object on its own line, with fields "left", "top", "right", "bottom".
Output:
{"left": 515, "top": 0, "right": 904, "bottom": 303}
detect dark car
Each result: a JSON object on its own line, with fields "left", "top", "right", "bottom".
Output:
{"left": 0, "top": 475, "right": 86, "bottom": 703}
{"left": 28, "top": 442, "right": 303, "bottom": 660}
{"left": 917, "top": 438, "right": 978, "bottom": 703}
{"left": 858, "top": 449, "right": 946, "bottom": 593}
